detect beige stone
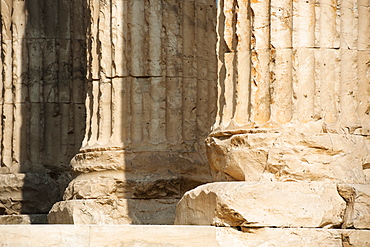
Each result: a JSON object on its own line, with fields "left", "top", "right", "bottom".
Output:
{"left": 206, "top": 131, "right": 370, "bottom": 183}
{"left": 47, "top": 0, "right": 217, "bottom": 224}
{"left": 216, "top": 228, "right": 342, "bottom": 247}
{"left": 216, "top": 228, "right": 370, "bottom": 247}
{"left": 0, "top": 225, "right": 90, "bottom": 247}
{"left": 48, "top": 198, "right": 177, "bottom": 225}
{"left": 63, "top": 175, "right": 181, "bottom": 201}
{"left": 175, "top": 182, "right": 346, "bottom": 228}
{"left": 0, "top": 3, "right": 368, "bottom": 247}
{"left": 0, "top": 225, "right": 369, "bottom": 247}
{"left": 88, "top": 225, "right": 216, "bottom": 247}
{"left": 338, "top": 184, "right": 370, "bottom": 229}
{"left": 215, "top": 0, "right": 370, "bottom": 136}
{"left": 341, "top": 229, "right": 370, "bottom": 247}
{"left": 0, "top": 225, "right": 216, "bottom": 247}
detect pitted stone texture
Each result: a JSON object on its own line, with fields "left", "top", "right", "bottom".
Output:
{"left": 338, "top": 184, "right": 370, "bottom": 229}
{"left": 206, "top": 131, "right": 370, "bottom": 183}
{"left": 48, "top": 198, "right": 177, "bottom": 225}
{"left": 175, "top": 182, "right": 346, "bottom": 228}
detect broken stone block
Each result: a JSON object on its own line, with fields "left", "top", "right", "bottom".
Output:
{"left": 206, "top": 132, "right": 370, "bottom": 183}
{"left": 175, "top": 182, "right": 346, "bottom": 228}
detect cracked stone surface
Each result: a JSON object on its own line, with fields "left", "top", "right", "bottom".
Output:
{"left": 175, "top": 182, "right": 347, "bottom": 228}
{"left": 206, "top": 131, "right": 370, "bottom": 183}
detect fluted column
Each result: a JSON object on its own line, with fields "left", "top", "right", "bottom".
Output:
{"left": 49, "top": 0, "right": 218, "bottom": 224}
{"left": 207, "top": 0, "right": 370, "bottom": 183}
{"left": 175, "top": 0, "right": 370, "bottom": 233}
{"left": 214, "top": 0, "right": 370, "bottom": 134}
{"left": 0, "top": 0, "right": 86, "bottom": 223}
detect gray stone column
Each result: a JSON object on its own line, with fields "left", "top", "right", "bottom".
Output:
{"left": 49, "top": 0, "right": 218, "bottom": 224}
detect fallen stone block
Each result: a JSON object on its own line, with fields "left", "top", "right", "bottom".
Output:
{"left": 175, "top": 182, "right": 346, "bottom": 228}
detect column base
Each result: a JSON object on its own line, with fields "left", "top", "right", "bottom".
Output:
{"left": 48, "top": 198, "right": 178, "bottom": 225}
{"left": 49, "top": 149, "right": 212, "bottom": 225}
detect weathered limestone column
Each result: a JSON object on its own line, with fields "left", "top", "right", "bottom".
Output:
{"left": 48, "top": 0, "right": 217, "bottom": 224}
{"left": 206, "top": 0, "right": 370, "bottom": 183}
{"left": 175, "top": 0, "right": 370, "bottom": 242}
{"left": 0, "top": 1, "right": 86, "bottom": 224}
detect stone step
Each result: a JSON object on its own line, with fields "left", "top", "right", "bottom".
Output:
{"left": 0, "top": 225, "right": 369, "bottom": 246}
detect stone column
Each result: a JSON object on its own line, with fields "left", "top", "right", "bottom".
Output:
{"left": 0, "top": 0, "right": 86, "bottom": 224}
{"left": 176, "top": 0, "right": 370, "bottom": 237}
{"left": 206, "top": 0, "right": 370, "bottom": 183}
{"left": 49, "top": 0, "right": 218, "bottom": 224}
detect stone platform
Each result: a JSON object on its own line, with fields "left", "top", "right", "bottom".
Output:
{"left": 0, "top": 225, "right": 369, "bottom": 246}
